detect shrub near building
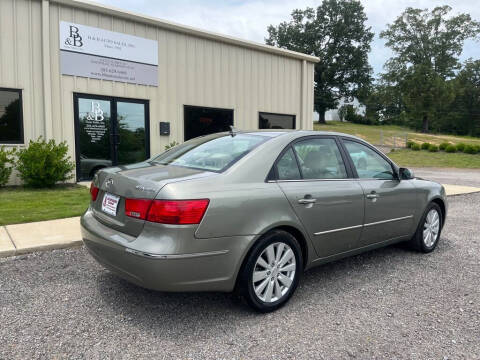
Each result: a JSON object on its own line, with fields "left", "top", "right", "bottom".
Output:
{"left": 15, "top": 137, "right": 75, "bottom": 187}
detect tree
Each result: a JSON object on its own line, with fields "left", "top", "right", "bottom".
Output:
{"left": 266, "top": 0, "right": 374, "bottom": 123}
{"left": 400, "top": 65, "right": 454, "bottom": 133}
{"left": 449, "top": 60, "right": 480, "bottom": 136}
{"left": 379, "top": 6, "right": 480, "bottom": 131}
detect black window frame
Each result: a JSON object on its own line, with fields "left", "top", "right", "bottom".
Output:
{"left": 258, "top": 111, "right": 296, "bottom": 130}
{"left": 0, "top": 87, "right": 24, "bottom": 144}
{"left": 338, "top": 137, "right": 400, "bottom": 180}
{"left": 268, "top": 135, "right": 355, "bottom": 181}
{"left": 183, "top": 105, "right": 234, "bottom": 141}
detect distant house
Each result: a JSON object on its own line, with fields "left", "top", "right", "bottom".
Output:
{"left": 315, "top": 98, "right": 366, "bottom": 122}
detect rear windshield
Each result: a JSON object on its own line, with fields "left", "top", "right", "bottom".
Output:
{"left": 152, "top": 134, "right": 269, "bottom": 172}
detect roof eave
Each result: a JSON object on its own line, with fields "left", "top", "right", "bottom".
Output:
{"left": 50, "top": 0, "right": 320, "bottom": 63}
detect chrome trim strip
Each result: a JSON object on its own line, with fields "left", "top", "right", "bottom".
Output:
{"left": 124, "top": 248, "right": 229, "bottom": 259}
{"left": 275, "top": 178, "right": 356, "bottom": 183}
{"left": 363, "top": 215, "right": 414, "bottom": 227}
{"left": 314, "top": 215, "right": 413, "bottom": 236}
{"left": 314, "top": 224, "right": 363, "bottom": 236}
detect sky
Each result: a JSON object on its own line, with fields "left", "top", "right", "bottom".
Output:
{"left": 95, "top": 0, "right": 480, "bottom": 76}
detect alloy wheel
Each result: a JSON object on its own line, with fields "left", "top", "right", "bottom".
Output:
{"left": 252, "top": 242, "right": 296, "bottom": 303}
{"left": 423, "top": 209, "right": 440, "bottom": 248}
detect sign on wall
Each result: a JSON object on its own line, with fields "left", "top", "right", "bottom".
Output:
{"left": 59, "top": 21, "right": 158, "bottom": 86}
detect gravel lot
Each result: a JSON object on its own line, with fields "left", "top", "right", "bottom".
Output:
{"left": 1, "top": 193, "right": 479, "bottom": 359}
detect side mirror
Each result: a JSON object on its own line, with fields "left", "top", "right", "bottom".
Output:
{"left": 399, "top": 167, "right": 414, "bottom": 180}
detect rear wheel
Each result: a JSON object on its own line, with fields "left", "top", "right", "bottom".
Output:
{"left": 238, "top": 230, "right": 303, "bottom": 312}
{"left": 409, "top": 202, "right": 443, "bottom": 253}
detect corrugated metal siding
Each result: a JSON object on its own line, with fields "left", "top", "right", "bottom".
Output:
{"left": 0, "top": 0, "right": 315, "bottom": 182}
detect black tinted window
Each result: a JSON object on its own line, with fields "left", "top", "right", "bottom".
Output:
{"left": 259, "top": 112, "right": 295, "bottom": 129}
{"left": 276, "top": 148, "right": 301, "bottom": 180}
{"left": 0, "top": 89, "right": 22, "bottom": 143}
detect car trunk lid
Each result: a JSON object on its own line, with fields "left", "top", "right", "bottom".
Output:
{"left": 91, "top": 161, "right": 215, "bottom": 237}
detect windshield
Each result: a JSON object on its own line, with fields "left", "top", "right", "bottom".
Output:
{"left": 152, "top": 134, "right": 269, "bottom": 172}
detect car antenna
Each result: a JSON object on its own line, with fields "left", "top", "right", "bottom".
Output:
{"left": 229, "top": 125, "right": 238, "bottom": 137}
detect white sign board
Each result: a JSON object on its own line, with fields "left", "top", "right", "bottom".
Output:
{"left": 60, "top": 21, "right": 158, "bottom": 65}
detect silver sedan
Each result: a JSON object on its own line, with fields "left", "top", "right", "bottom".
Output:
{"left": 81, "top": 130, "right": 447, "bottom": 312}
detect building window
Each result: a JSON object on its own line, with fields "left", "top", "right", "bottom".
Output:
{"left": 259, "top": 112, "right": 295, "bottom": 130}
{"left": 184, "top": 105, "right": 233, "bottom": 141}
{"left": 0, "top": 88, "right": 23, "bottom": 144}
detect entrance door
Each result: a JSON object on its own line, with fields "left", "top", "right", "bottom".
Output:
{"left": 74, "top": 94, "right": 149, "bottom": 181}
{"left": 184, "top": 105, "right": 233, "bottom": 141}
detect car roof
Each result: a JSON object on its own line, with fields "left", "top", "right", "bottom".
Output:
{"left": 241, "top": 129, "right": 365, "bottom": 142}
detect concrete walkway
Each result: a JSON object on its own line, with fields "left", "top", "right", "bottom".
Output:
{"left": 1, "top": 183, "right": 479, "bottom": 258}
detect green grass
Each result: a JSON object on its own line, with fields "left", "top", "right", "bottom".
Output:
{"left": 314, "top": 121, "right": 480, "bottom": 147}
{"left": 0, "top": 185, "right": 90, "bottom": 226}
{"left": 388, "top": 149, "right": 480, "bottom": 168}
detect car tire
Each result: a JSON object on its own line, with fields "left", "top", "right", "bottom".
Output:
{"left": 237, "top": 230, "right": 303, "bottom": 313}
{"left": 408, "top": 202, "right": 443, "bottom": 253}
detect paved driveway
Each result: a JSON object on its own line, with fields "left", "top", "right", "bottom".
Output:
{"left": 412, "top": 167, "right": 480, "bottom": 188}
{"left": 1, "top": 194, "right": 479, "bottom": 359}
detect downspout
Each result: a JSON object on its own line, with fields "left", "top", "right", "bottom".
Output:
{"left": 42, "top": 0, "right": 53, "bottom": 139}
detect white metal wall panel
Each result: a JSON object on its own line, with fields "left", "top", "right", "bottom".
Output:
{"left": 0, "top": 0, "right": 316, "bottom": 183}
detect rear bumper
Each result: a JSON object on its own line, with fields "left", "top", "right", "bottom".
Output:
{"left": 81, "top": 209, "right": 253, "bottom": 292}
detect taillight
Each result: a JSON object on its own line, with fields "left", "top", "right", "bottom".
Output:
{"left": 90, "top": 182, "right": 99, "bottom": 202}
{"left": 125, "top": 198, "right": 152, "bottom": 220}
{"left": 146, "top": 199, "right": 210, "bottom": 224}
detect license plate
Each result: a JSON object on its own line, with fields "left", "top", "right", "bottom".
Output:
{"left": 101, "top": 193, "right": 120, "bottom": 216}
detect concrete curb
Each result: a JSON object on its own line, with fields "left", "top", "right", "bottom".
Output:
{"left": 1, "top": 184, "right": 480, "bottom": 259}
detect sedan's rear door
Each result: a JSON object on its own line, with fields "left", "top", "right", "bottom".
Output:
{"left": 274, "top": 136, "right": 365, "bottom": 258}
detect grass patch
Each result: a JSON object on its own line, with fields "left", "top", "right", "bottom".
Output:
{"left": 0, "top": 184, "right": 90, "bottom": 226}
{"left": 314, "top": 121, "right": 480, "bottom": 147}
{"left": 388, "top": 149, "right": 480, "bottom": 168}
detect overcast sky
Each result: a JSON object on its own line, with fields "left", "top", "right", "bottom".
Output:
{"left": 95, "top": 0, "right": 480, "bottom": 75}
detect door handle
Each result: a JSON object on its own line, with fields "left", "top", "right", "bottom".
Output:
{"left": 298, "top": 198, "right": 317, "bottom": 204}
{"left": 366, "top": 193, "right": 379, "bottom": 199}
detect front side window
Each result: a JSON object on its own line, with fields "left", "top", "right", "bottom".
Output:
{"left": 292, "top": 138, "right": 347, "bottom": 179}
{"left": 0, "top": 89, "right": 23, "bottom": 143}
{"left": 259, "top": 112, "right": 295, "bottom": 129}
{"left": 343, "top": 140, "right": 395, "bottom": 180}
{"left": 153, "top": 134, "right": 268, "bottom": 172}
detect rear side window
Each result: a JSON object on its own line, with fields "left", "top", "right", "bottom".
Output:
{"left": 276, "top": 148, "right": 301, "bottom": 180}
{"left": 292, "top": 138, "right": 347, "bottom": 180}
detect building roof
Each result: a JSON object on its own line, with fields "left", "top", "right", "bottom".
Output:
{"left": 51, "top": 0, "right": 320, "bottom": 63}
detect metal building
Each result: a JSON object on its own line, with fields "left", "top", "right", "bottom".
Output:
{"left": 0, "top": 0, "right": 318, "bottom": 182}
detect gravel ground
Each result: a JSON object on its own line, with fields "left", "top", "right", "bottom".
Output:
{"left": 1, "top": 194, "right": 479, "bottom": 359}
{"left": 411, "top": 168, "right": 480, "bottom": 188}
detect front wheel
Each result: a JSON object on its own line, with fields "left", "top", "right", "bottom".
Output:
{"left": 238, "top": 230, "right": 303, "bottom": 313}
{"left": 409, "top": 202, "right": 443, "bottom": 253}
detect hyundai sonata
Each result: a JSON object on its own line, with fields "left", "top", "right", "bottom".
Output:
{"left": 81, "top": 130, "right": 447, "bottom": 312}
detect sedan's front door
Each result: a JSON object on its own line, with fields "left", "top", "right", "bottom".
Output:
{"left": 342, "top": 139, "right": 417, "bottom": 247}
{"left": 275, "top": 137, "right": 365, "bottom": 258}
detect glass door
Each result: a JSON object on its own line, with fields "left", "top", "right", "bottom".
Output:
{"left": 74, "top": 94, "right": 149, "bottom": 181}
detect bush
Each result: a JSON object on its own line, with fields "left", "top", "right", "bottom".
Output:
{"left": 463, "top": 144, "right": 477, "bottom": 154}
{"left": 164, "top": 141, "right": 179, "bottom": 150}
{"left": 0, "top": 146, "right": 16, "bottom": 187}
{"left": 456, "top": 143, "right": 466, "bottom": 152}
{"left": 445, "top": 145, "right": 457, "bottom": 153}
{"left": 439, "top": 142, "right": 449, "bottom": 151}
{"left": 16, "top": 137, "right": 75, "bottom": 187}
{"left": 474, "top": 145, "right": 480, "bottom": 153}
{"left": 411, "top": 143, "right": 421, "bottom": 151}
{"left": 428, "top": 144, "right": 439, "bottom": 152}
{"left": 421, "top": 142, "right": 431, "bottom": 150}
{"left": 406, "top": 140, "right": 415, "bottom": 149}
